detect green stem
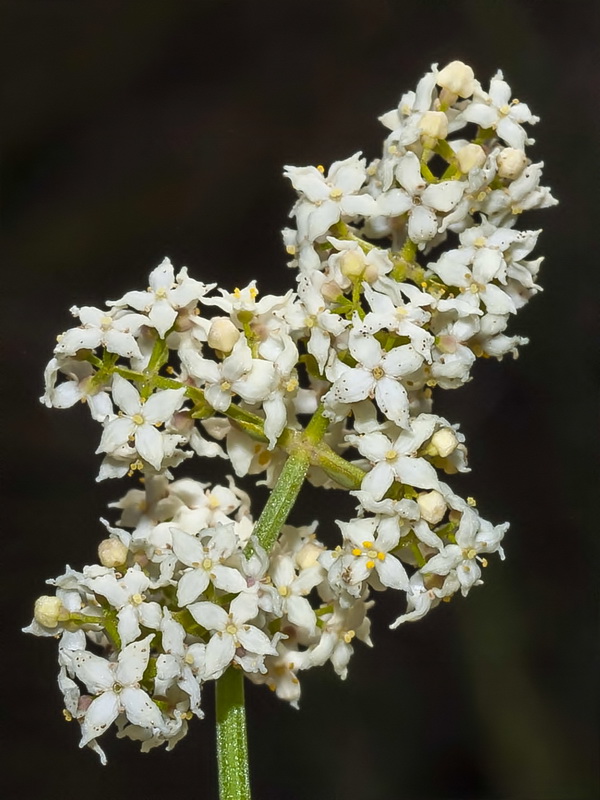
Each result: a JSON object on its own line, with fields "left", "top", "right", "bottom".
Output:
{"left": 216, "top": 667, "right": 251, "bottom": 800}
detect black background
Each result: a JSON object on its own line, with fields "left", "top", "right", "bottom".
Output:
{"left": 2, "top": 1, "right": 598, "bottom": 798}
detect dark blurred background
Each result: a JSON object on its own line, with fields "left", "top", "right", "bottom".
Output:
{"left": 2, "top": 1, "right": 598, "bottom": 798}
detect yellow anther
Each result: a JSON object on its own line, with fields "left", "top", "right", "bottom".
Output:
{"left": 362, "top": 541, "right": 374, "bottom": 548}
{"left": 249, "top": 287, "right": 258, "bottom": 299}
{"left": 278, "top": 586, "right": 289, "bottom": 597}
{"left": 220, "top": 380, "right": 231, "bottom": 391}
{"left": 499, "top": 104, "right": 510, "bottom": 116}
{"left": 329, "top": 187, "right": 343, "bottom": 199}
{"left": 366, "top": 560, "right": 375, "bottom": 569}
{"left": 184, "top": 653, "right": 195, "bottom": 665}
{"left": 155, "top": 287, "right": 168, "bottom": 299}
{"left": 63, "top": 709, "right": 73, "bottom": 722}
{"left": 421, "top": 281, "right": 428, "bottom": 288}
{"left": 285, "top": 245, "right": 296, "bottom": 255}
{"left": 343, "top": 630, "right": 356, "bottom": 644}
{"left": 473, "top": 237, "right": 486, "bottom": 248}
{"left": 233, "top": 287, "right": 242, "bottom": 298}
{"left": 131, "top": 413, "right": 144, "bottom": 426}
{"left": 131, "top": 592, "right": 144, "bottom": 605}
{"left": 377, "top": 552, "right": 385, "bottom": 561}
{"left": 385, "top": 449, "right": 397, "bottom": 461}
{"left": 372, "top": 366, "right": 384, "bottom": 380}
{"left": 480, "top": 557, "right": 489, "bottom": 568}
{"left": 286, "top": 377, "right": 299, "bottom": 392}
{"left": 351, "top": 548, "right": 362, "bottom": 557}
{"left": 467, "top": 496, "right": 477, "bottom": 507}
{"left": 100, "top": 315, "right": 112, "bottom": 327}
{"left": 317, "top": 164, "right": 325, "bottom": 173}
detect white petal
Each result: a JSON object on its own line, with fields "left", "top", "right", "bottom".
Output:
{"left": 135, "top": 424, "right": 165, "bottom": 470}
{"left": 374, "top": 378, "right": 410, "bottom": 426}
{"left": 149, "top": 299, "right": 177, "bottom": 338}
{"left": 116, "top": 635, "right": 154, "bottom": 685}
{"left": 211, "top": 565, "right": 248, "bottom": 594}
{"left": 117, "top": 604, "right": 141, "bottom": 648}
{"left": 96, "top": 416, "right": 135, "bottom": 454}
{"left": 396, "top": 152, "right": 426, "bottom": 195}
{"left": 143, "top": 388, "right": 186, "bottom": 424}
{"left": 236, "top": 625, "right": 278, "bottom": 656}
{"left": 79, "top": 692, "right": 120, "bottom": 746}
{"left": 408, "top": 205, "right": 439, "bottom": 243}
{"left": 204, "top": 634, "right": 236, "bottom": 679}
{"left": 422, "top": 180, "right": 464, "bottom": 213}
{"left": 395, "top": 455, "right": 440, "bottom": 489}
{"left": 121, "top": 686, "right": 165, "bottom": 730}
{"left": 188, "top": 601, "right": 228, "bottom": 631}
{"left": 70, "top": 651, "right": 113, "bottom": 693}
{"left": 112, "top": 374, "right": 141, "bottom": 416}
{"left": 171, "top": 528, "right": 205, "bottom": 566}
{"left": 177, "top": 569, "right": 210, "bottom": 606}
{"left": 376, "top": 555, "right": 409, "bottom": 590}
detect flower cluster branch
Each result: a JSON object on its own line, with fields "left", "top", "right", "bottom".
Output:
{"left": 26, "top": 61, "right": 555, "bottom": 764}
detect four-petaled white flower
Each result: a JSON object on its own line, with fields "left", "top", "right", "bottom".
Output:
{"left": 68, "top": 635, "right": 164, "bottom": 747}
{"left": 188, "top": 593, "right": 278, "bottom": 680}
{"left": 325, "top": 325, "right": 423, "bottom": 427}
{"left": 171, "top": 524, "right": 248, "bottom": 606}
{"left": 96, "top": 374, "right": 186, "bottom": 470}
{"left": 108, "top": 257, "right": 214, "bottom": 337}
{"left": 55, "top": 306, "right": 150, "bottom": 359}
{"left": 285, "top": 153, "right": 377, "bottom": 242}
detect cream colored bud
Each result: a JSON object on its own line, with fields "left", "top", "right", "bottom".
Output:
{"left": 296, "top": 542, "right": 323, "bottom": 570}
{"left": 418, "top": 111, "right": 448, "bottom": 140}
{"left": 456, "top": 143, "right": 486, "bottom": 173}
{"left": 34, "top": 595, "right": 63, "bottom": 628}
{"left": 430, "top": 427, "right": 459, "bottom": 458}
{"left": 98, "top": 537, "right": 128, "bottom": 568}
{"left": 339, "top": 249, "right": 365, "bottom": 279}
{"left": 207, "top": 317, "right": 241, "bottom": 353}
{"left": 436, "top": 61, "right": 475, "bottom": 98}
{"left": 417, "top": 490, "right": 448, "bottom": 525}
{"left": 496, "top": 147, "right": 528, "bottom": 180}
{"left": 321, "top": 280, "right": 344, "bottom": 301}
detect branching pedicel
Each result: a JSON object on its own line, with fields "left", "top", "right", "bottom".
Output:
{"left": 26, "top": 61, "right": 555, "bottom": 793}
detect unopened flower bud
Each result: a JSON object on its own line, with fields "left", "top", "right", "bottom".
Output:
{"left": 456, "top": 143, "right": 486, "bottom": 173}
{"left": 417, "top": 490, "right": 447, "bottom": 525}
{"left": 296, "top": 542, "right": 323, "bottom": 570}
{"left": 339, "top": 249, "right": 365, "bottom": 279}
{"left": 497, "top": 147, "right": 528, "bottom": 180}
{"left": 419, "top": 111, "right": 448, "bottom": 140}
{"left": 436, "top": 61, "right": 475, "bottom": 98}
{"left": 208, "top": 317, "right": 241, "bottom": 353}
{"left": 34, "top": 595, "right": 63, "bottom": 628}
{"left": 98, "top": 538, "right": 128, "bottom": 568}
{"left": 430, "top": 428, "right": 459, "bottom": 458}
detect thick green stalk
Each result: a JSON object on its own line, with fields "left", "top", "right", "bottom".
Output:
{"left": 216, "top": 667, "right": 251, "bottom": 800}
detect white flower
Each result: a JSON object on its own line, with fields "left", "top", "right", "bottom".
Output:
{"left": 188, "top": 593, "right": 278, "bottom": 680}
{"left": 41, "top": 358, "right": 113, "bottom": 421}
{"left": 348, "top": 416, "right": 441, "bottom": 501}
{"left": 323, "top": 516, "right": 409, "bottom": 594}
{"left": 460, "top": 70, "right": 539, "bottom": 150}
{"left": 376, "top": 151, "right": 465, "bottom": 244}
{"left": 171, "top": 525, "right": 247, "bottom": 606}
{"left": 96, "top": 375, "right": 186, "bottom": 470}
{"left": 325, "top": 326, "right": 422, "bottom": 426}
{"left": 84, "top": 565, "right": 162, "bottom": 647}
{"left": 285, "top": 153, "right": 377, "bottom": 242}
{"left": 108, "top": 258, "right": 214, "bottom": 337}
{"left": 269, "top": 553, "right": 323, "bottom": 635}
{"left": 67, "top": 635, "right": 165, "bottom": 748}
{"left": 55, "top": 306, "right": 150, "bottom": 359}
{"left": 182, "top": 335, "right": 275, "bottom": 412}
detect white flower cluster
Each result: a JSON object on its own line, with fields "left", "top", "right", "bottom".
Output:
{"left": 28, "top": 61, "right": 554, "bottom": 761}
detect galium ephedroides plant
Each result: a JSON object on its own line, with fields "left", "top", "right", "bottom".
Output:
{"left": 26, "top": 61, "right": 555, "bottom": 797}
